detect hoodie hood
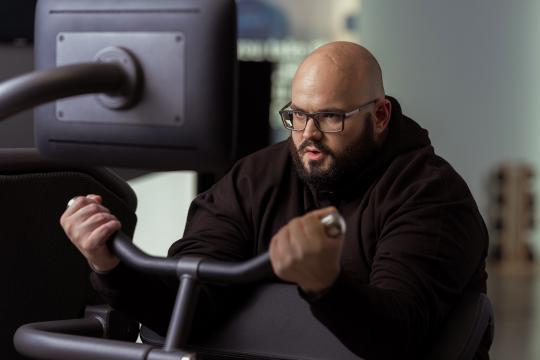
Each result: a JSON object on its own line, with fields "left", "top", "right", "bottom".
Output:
{"left": 374, "top": 96, "right": 431, "bottom": 169}
{"left": 309, "top": 96, "right": 432, "bottom": 202}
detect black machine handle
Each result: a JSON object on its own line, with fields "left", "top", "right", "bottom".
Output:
{"left": 109, "top": 210, "right": 345, "bottom": 283}
{"left": 110, "top": 231, "right": 274, "bottom": 283}
{"left": 14, "top": 318, "right": 194, "bottom": 360}
{"left": 0, "top": 63, "right": 131, "bottom": 121}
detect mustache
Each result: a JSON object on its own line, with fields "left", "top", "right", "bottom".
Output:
{"left": 298, "top": 140, "right": 333, "bottom": 156}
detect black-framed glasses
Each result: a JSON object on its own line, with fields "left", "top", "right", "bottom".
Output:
{"left": 279, "top": 98, "right": 378, "bottom": 133}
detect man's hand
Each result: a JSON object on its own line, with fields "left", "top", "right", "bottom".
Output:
{"left": 269, "top": 207, "right": 344, "bottom": 294}
{"left": 60, "top": 194, "right": 121, "bottom": 272}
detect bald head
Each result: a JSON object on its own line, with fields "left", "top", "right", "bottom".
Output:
{"left": 288, "top": 43, "right": 392, "bottom": 188}
{"left": 292, "top": 42, "right": 384, "bottom": 109}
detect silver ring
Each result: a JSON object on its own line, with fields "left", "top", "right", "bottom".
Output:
{"left": 320, "top": 211, "right": 346, "bottom": 237}
{"left": 67, "top": 198, "right": 76, "bottom": 208}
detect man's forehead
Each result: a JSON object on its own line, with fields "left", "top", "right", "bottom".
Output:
{"left": 291, "top": 72, "right": 367, "bottom": 112}
{"left": 290, "top": 102, "right": 348, "bottom": 113}
{"left": 290, "top": 88, "right": 358, "bottom": 113}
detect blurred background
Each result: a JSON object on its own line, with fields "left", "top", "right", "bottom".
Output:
{"left": 1, "top": 1, "right": 539, "bottom": 358}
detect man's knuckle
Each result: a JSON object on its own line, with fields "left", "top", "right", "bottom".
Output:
{"left": 88, "top": 204, "right": 100, "bottom": 213}
{"left": 64, "top": 222, "right": 75, "bottom": 235}
{"left": 96, "top": 213, "right": 108, "bottom": 222}
{"left": 297, "top": 248, "right": 308, "bottom": 261}
{"left": 75, "top": 197, "right": 88, "bottom": 206}
{"left": 274, "top": 264, "right": 286, "bottom": 277}
{"left": 79, "top": 240, "right": 94, "bottom": 253}
{"left": 283, "top": 256, "right": 295, "bottom": 269}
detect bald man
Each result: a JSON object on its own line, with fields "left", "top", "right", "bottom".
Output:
{"left": 61, "top": 42, "right": 489, "bottom": 359}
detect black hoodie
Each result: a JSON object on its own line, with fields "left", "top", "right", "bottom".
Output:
{"left": 92, "top": 97, "right": 489, "bottom": 359}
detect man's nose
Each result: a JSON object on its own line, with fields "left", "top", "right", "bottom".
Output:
{"left": 302, "top": 117, "right": 323, "bottom": 140}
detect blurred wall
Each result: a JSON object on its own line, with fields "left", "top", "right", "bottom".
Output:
{"left": 361, "top": 0, "right": 540, "bottom": 250}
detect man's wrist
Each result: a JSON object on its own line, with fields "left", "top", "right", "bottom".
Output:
{"left": 300, "top": 285, "right": 332, "bottom": 301}
{"left": 299, "top": 268, "right": 341, "bottom": 301}
{"left": 88, "top": 259, "right": 119, "bottom": 275}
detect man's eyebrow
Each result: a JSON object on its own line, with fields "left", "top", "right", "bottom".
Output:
{"left": 290, "top": 104, "right": 346, "bottom": 113}
{"left": 290, "top": 104, "right": 304, "bottom": 111}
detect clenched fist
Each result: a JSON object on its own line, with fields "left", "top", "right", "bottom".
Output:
{"left": 269, "top": 207, "right": 344, "bottom": 294}
{"left": 60, "top": 194, "right": 121, "bottom": 272}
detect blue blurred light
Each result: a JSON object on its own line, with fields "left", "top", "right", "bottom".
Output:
{"left": 237, "top": 0, "right": 290, "bottom": 40}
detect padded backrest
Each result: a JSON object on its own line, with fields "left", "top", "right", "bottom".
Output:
{"left": 424, "top": 292, "right": 494, "bottom": 360}
{"left": 142, "top": 283, "right": 362, "bottom": 360}
{"left": 142, "top": 285, "right": 494, "bottom": 360}
{"left": 0, "top": 148, "right": 137, "bottom": 359}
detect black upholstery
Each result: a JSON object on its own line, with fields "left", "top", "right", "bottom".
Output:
{"left": 0, "top": 148, "right": 137, "bottom": 359}
{"left": 142, "top": 285, "right": 494, "bottom": 360}
{"left": 425, "top": 293, "right": 494, "bottom": 360}
{"left": 142, "top": 283, "right": 362, "bottom": 360}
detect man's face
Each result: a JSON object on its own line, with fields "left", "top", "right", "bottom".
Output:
{"left": 288, "top": 52, "right": 383, "bottom": 190}
{"left": 289, "top": 108, "right": 378, "bottom": 190}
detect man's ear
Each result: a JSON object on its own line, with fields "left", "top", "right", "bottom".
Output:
{"left": 373, "top": 98, "right": 392, "bottom": 135}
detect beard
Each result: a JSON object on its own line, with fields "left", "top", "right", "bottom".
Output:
{"left": 289, "top": 114, "right": 378, "bottom": 192}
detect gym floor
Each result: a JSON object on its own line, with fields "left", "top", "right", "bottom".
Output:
{"left": 488, "top": 262, "right": 540, "bottom": 359}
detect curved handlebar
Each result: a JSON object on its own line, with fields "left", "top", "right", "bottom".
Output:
{"left": 109, "top": 210, "right": 346, "bottom": 283}
{"left": 14, "top": 318, "right": 193, "bottom": 360}
{"left": 110, "top": 232, "right": 273, "bottom": 283}
{"left": 0, "top": 63, "right": 129, "bottom": 121}
{"left": 110, "top": 231, "right": 274, "bottom": 283}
